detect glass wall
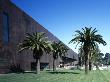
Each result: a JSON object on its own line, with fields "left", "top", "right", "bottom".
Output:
{"left": 3, "top": 12, "right": 9, "bottom": 44}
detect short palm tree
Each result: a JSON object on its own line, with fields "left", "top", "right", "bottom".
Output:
{"left": 52, "top": 41, "right": 68, "bottom": 71}
{"left": 78, "top": 45, "right": 84, "bottom": 67}
{"left": 89, "top": 43, "right": 100, "bottom": 70}
{"left": 90, "top": 44, "right": 101, "bottom": 70}
{"left": 69, "top": 27, "right": 106, "bottom": 74}
{"left": 19, "top": 32, "right": 52, "bottom": 74}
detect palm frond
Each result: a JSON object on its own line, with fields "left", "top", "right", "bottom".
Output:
{"left": 18, "top": 32, "right": 53, "bottom": 59}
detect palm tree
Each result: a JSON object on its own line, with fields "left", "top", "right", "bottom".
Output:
{"left": 90, "top": 45, "right": 104, "bottom": 70}
{"left": 69, "top": 27, "right": 106, "bottom": 74}
{"left": 89, "top": 43, "right": 100, "bottom": 70}
{"left": 52, "top": 41, "right": 68, "bottom": 71}
{"left": 19, "top": 32, "right": 53, "bottom": 74}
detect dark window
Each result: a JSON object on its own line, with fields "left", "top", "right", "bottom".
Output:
{"left": 31, "top": 62, "right": 36, "bottom": 71}
{"left": 3, "top": 12, "right": 9, "bottom": 44}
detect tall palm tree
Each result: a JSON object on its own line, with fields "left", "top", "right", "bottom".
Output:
{"left": 52, "top": 41, "right": 68, "bottom": 71}
{"left": 19, "top": 32, "right": 53, "bottom": 74}
{"left": 69, "top": 27, "right": 106, "bottom": 74}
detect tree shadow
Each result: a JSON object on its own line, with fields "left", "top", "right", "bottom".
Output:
{"left": 48, "top": 71, "right": 80, "bottom": 74}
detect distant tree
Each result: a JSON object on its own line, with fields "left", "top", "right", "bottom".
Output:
{"left": 19, "top": 32, "right": 53, "bottom": 74}
{"left": 103, "top": 53, "right": 110, "bottom": 65}
{"left": 69, "top": 27, "right": 106, "bottom": 74}
{"left": 96, "top": 53, "right": 104, "bottom": 66}
{"left": 52, "top": 41, "right": 68, "bottom": 71}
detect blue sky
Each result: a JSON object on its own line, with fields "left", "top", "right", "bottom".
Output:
{"left": 11, "top": 0, "right": 110, "bottom": 54}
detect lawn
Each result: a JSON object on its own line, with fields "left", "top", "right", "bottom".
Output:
{"left": 0, "top": 69, "right": 110, "bottom": 82}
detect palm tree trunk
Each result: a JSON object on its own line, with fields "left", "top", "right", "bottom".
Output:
{"left": 53, "top": 58, "right": 56, "bottom": 71}
{"left": 79, "top": 57, "right": 82, "bottom": 66}
{"left": 36, "top": 59, "right": 40, "bottom": 74}
{"left": 85, "top": 54, "right": 88, "bottom": 74}
{"left": 83, "top": 44, "right": 90, "bottom": 74}
{"left": 89, "top": 53, "right": 92, "bottom": 71}
{"left": 89, "top": 61, "right": 92, "bottom": 71}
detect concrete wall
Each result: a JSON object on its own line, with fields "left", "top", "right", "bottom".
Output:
{"left": 0, "top": 0, "right": 78, "bottom": 73}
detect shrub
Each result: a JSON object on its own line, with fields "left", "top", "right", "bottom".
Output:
{"left": 9, "top": 64, "right": 24, "bottom": 73}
